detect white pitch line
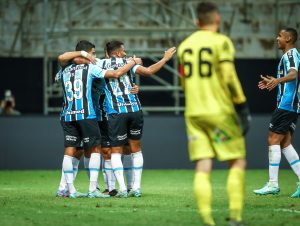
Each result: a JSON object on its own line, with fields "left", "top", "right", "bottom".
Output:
{"left": 275, "top": 208, "right": 300, "bottom": 214}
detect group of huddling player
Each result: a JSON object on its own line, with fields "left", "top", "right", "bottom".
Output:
{"left": 54, "top": 39, "right": 176, "bottom": 198}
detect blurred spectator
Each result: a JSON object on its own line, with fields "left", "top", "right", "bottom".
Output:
{"left": 0, "top": 90, "right": 21, "bottom": 116}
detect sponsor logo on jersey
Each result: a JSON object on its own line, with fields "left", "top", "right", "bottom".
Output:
{"left": 64, "top": 65, "right": 88, "bottom": 73}
{"left": 117, "top": 102, "right": 138, "bottom": 107}
{"left": 66, "top": 109, "right": 85, "bottom": 115}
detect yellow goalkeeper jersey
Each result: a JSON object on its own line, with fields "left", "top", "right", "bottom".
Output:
{"left": 178, "top": 30, "right": 246, "bottom": 116}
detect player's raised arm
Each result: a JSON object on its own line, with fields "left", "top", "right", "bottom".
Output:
{"left": 57, "top": 50, "right": 96, "bottom": 67}
{"left": 133, "top": 47, "right": 176, "bottom": 76}
{"left": 104, "top": 57, "right": 141, "bottom": 79}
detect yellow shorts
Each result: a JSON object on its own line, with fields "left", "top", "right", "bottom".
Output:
{"left": 185, "top": 114, "right": 246, "bottom": 161}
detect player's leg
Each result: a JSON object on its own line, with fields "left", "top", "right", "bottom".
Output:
{"left": 101, "top": 154, "right": 109, "bottom": 193}
{"left": 79, "top": 119, "right": 109, "bottom": 198}
{"left": 210, "top": 113, "right": 246, "bottom": 226}
{"left": 108, "top": 113, "right": 128, "bottom": 197}
{"left": 227, "top": 159, "right": 246, "bottom": 225}
{"left": 254, "top": 109, "right": 296, "bottom": 195}
{"left": 194, "top": 159, "right": 214, "bottom": 226}
{"left": 111, "top": 146, "right": 128, "bottom": 197}
{"left": 123, "top": 144, "right": 133, "bottom": 192}
{"left": 127, "top": 111, "right": 144, "bottom": 197}
{"left": 56, "top": 168, "right": 69, "bottom": 197}
{"left": 127, "top": 139, "right": 143, "bottom": 197}
{"left": 73, "top": 148, "right": 83, "bottom": 181}
{"left": 281, "top": 125, "right": 300, "bottom": 197}
{"left": 56, "top": 148, "right": 82, "bottom": 197}
{"left": 99, "top": 119, "right": 117, "bottom": 195}
{"left": 186, "top": 116, "right": 215, "bottom": 226}
{"left": 102, "top": 146, "right": 117, "bottom": 196}
{"left": 59, "top": 121, "right": 85, "bottom": 198}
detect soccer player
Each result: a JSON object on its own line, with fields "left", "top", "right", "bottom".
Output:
{"left": 254, "top": 28, "right": 300, "bottom": 197}
{"left": 178, "top": 2, "right": 250, "bottom": 226}
{"left": 57, "top": 40, "right": 140, "bottom": 198}
{"left": 102, "top": 41, "right": 176, "bottom": 198}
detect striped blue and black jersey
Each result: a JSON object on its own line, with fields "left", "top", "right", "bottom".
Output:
{"left": 276, "top": 48, "right": 300, "bottom": 113}
{"left": 100, "top": 57, "right": 142, "bottom": 115}
{"left": 57, "top": 63, "right": 107, "bottom": 122}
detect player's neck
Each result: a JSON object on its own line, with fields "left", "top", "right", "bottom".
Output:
{"left": 199, "top": 24, "right": 218, "bottom": 32}
{"left": 283, "top": 44, "right": 295, "bottom": 54}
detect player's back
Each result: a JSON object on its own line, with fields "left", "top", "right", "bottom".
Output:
{"left": 60, "top": 63, "right": 104, "bottom": 121}
{"left": 101, "top": 57, "right": 141, "bottom": 115}
{"left": 178, "top": 30, "right": 236, "bottom": 116}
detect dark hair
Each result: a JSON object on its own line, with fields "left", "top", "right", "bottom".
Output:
{"left": 75, "top": 40, "right": 95, "bottom": 51}
{"left": 283, "top": 27, "right": 298, "bottom": 43}
{"left": 106, "top": 40, "right": 124, "bottom": 56}
{"left": 196, "top": 2, "right": 218, "bottom": 25}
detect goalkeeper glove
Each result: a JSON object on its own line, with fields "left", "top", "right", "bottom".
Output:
{"left": 234, "top": 102, "right": 251, "bottom": 135}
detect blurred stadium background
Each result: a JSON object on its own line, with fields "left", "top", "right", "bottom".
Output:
{"left": 1, "top": 0, "right": 300, "bottom": 170}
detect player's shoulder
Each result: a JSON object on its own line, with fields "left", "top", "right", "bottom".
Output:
{"left": 213, "top": 33, "right": 234, "bottom": 53}
{"left": 283, "top": 48, "right": 299, "bottom": 61}
{"left": 214, "top": 33, "right": 233, "bottom": 45}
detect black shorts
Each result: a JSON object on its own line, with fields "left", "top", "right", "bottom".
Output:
{"left": 61, "top": 119, "right": 101, "bottom": 149}
{"left": 269, "top": 108, "right": 298, "bottom": 135}
{"left": 107, "top": 111, "right": 144, "bottom": 146}
{"left": 99, "top": 118, "right": 111, "bottom": 148}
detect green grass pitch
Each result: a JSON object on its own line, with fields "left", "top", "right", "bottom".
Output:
{"left": 1, "top": 169, "right": 300, "bottom": 226}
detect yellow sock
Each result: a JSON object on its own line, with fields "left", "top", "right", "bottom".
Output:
{"left": 194, "top": 172, "right": 215, "bottom": 226}
{"left": 227, "top": 167, "right": 245, "bottom": 222}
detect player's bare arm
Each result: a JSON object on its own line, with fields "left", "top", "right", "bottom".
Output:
{"left": 73, "top": 57, "right": 90, "bottom": 65}
{"left": 265, "top": 69, "right": 297, "bottom": 91}
{"left": 58, "top": 50, "right": 96, "bottom": 66}
{"left": 104, "top": 57, "right": 141, "bottom": 79}
{"left": 134, "top": 47, "right": 176, "bottom": 76}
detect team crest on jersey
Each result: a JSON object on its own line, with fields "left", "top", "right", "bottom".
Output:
{"left": 223, "top": 41, "right": 229, "bottom": 52}
{"left": 212, "top": 128, "right": 231, "bottom": 143}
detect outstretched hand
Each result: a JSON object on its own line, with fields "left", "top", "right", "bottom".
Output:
{"left": 163, "top": 47, "right": 177, "bottom": 61}
{"left": 258, "top": 75, "right": 270, "bottom": 90}
{"left": 258, "top": 75, "right": 278, "bottom": 91}
{"left": 265, "top": 76, "right": 279, "bottom": 91}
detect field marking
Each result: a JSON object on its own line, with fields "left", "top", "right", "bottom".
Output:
{"left": 275, "top": 208, "right": 300, "bottom": 214}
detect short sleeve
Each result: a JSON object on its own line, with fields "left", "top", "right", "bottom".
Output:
{"left": 95, "top": 58, "right": 104, "bottom": 68}
{"left": 90, "top": 64, "right": 107, "bottom": 78}
{"left": 131, "top": 65, "right": 141, "bottom": 74}
{"left": 285, "top": 49, "right": 299, "bottom": 72}
{"left": 55, "top": 69, "right": 62, "bottom": 82}
{"left": 219, "top": 36, "right": 235, "bottom": 62}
